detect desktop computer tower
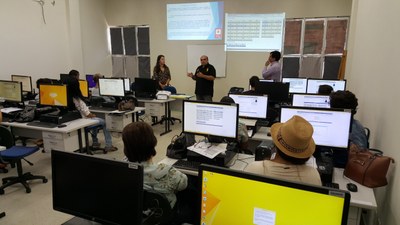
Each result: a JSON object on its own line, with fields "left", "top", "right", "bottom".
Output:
{"left": 40, "top": 111, "right": 81, "bottom": 124}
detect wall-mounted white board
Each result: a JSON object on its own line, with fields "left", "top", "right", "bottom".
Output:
{"left": 187, "top": 45, "right": 226, "bottom": 77}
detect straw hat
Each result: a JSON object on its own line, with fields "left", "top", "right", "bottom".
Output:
{"left": 270, "top": 115, "right": 315, "bottom": 159}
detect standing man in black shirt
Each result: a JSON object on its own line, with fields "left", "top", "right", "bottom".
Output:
{"left": 187, "top": 55, "right": 216, "bottom": 101}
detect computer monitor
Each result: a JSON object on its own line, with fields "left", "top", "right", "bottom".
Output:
{"left": 39, "top": 84, "right": 68, "bottom": 107}
{"left": 228, "top": 94, "right": 268, "bottom": 119}
{"left": 60, "top": 73, "right": 69, "bottom": 83}
{"left": 280, "top": 106, "right": 352, "bottom": 149}
{"left": 183, "top": 100, "right": 239, "bottom": 139}
{"left": 11, "top": 75, "right": 33, "bottom": 93}
{"left": 292, "top": 93, "right": 330, "bottom": 108}
{"left": 51, "top": 150, "right": 143, "bottom": 225}
{"left": 0, "top": 80, "right": 23, "bottom": 103}
{"left": 306, "top": 79, "right": 346, "bottom": 94}
{"left": 86, "top": 74, "right": 96, "bottom": 88}
{"left": 134, "top": 78, "right": 158, "bottom": 99}
{"left": 78, "top": 80, "right": 89, "bottom": 98}
{"left": 199, "top": 164, "right": 350, "bottom": 225}
{"left": 255, "top": 82, "right": 290, "bottom": 103}
{"left": 98, "top": 78, "right": 125, "bottom": 97}
{"left": 282, "top": 77, "right": 308, "bottom": 93}
{"left": 122, "top": 77, "right": 131, "bottom": 91}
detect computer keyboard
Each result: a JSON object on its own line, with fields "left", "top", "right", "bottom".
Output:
{"left": 255, "top": 119, "right": 270, "bottom": 127}
{"left": 26, "top": 121, "right": 58, "bottom": 128}
{"left": 89, "top": 106, "right": 117, "bottom": 112}
{"left": 323, "top": 182, "right": 339, "bottom": 189}
{"left": 172, "top": 160, "right": 201, "bottom": 171}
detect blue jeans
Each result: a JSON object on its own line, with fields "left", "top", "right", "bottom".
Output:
{"left": 88, "top": 117, "right": 113, "bottom": 147}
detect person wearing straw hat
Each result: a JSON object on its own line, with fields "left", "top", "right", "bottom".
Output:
{"left": 245, "top": 115, "right": 321, "bottom": 185}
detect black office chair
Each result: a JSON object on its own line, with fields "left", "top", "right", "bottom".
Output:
{"left": 0, "top": 126, "right": 48, "bottom": 194}
{"left": 84, "top": 124, "right": 107, "bottom": 155}
{"left": 228, "top": 87, "right": 244, "bottom": 95}
{"left": 364, "top": 127, "right": 371, "bottom": 148}
{"left": 142, "top": 189, "right": 175, "bottom": 225}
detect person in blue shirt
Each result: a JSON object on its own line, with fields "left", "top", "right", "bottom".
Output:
{"left": 330, "top": 90, "right": 369, "bottom": 148}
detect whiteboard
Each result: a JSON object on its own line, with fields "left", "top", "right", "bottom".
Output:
{"left": 187, "top": 45, "right": 226, "bottom": 77}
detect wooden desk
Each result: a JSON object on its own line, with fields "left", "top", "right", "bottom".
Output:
{"left": 90, "top": 107, "right": 145, "bottom": 132}
{"left": 137, "top": 99, "right": 175, "bottom": 136}
{"left": 161, "top": 154, "right": 377, "bottom": 225}
{"left": 1, "top": 119, "right": 98, "bottom": 152}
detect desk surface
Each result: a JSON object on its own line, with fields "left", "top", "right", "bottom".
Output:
{"left": 137, "top": 98, "right": 175, "bottom": 103}
{"left": 160, "top": 154, "right": 377, "bottom": 210}
{"left": 1, "top": 118, "right": 98, "bottom": 133}
{"left": 90, "top": 106, "right": 145, "bottom": 115}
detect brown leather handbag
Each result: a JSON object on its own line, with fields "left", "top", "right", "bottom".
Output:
{"left": 344, "top": 144, "right": 394, "bottom": 188}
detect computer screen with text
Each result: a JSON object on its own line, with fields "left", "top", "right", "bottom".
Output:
{"left": 0, "top": 80, "right": 23, "bottom": 103}
{"left": 99, "top": 78, "right": 125, "bottom": 97}
{"left": 292, "top": 94, "right": 330, "bottom": 108}
{"left": 307, "top": 79, "right": 346, "bottom": 94}
{"left": 11, "top": 75, "right": 33, "bottom": 93}
{"left": 280, "top": 106, "right": 352, "bottom": 148}
{"left": 183, "top": 100, "right": 238, "bottom": 139}
{"left": 199, "top": 165, "right": 350, "bottom": 225}
{"left": 229, "top": 94, "right": 268, "bottom": 119}
{"left": 282, "top": 77, "right": 308, "bottom": 93}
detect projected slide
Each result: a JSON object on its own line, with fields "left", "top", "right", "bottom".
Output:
{"left": 225, "top": 13, "right": 285, "bottom": 52}
{"left": 167, "top": 2, "right": 224, "bottom": 40}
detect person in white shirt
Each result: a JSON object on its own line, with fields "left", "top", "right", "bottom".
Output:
{"left": 245, "top": 115, "right": 321, "bottom": 186}
{"left": 66, "top": 70, "right": 117, "bottom": 152}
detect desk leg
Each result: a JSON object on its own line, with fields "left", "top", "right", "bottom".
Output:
{"left": 160, "top": 102, "right": 172, "bottom": 136}
{"left": 77, "top": 128, "right": 84, "bottom": 153}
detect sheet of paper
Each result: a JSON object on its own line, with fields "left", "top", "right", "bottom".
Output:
{"left": 1, "top": 107, "right": 23, "bottom": 114}
{"left": 188, "top": 142, "right": 227, "bottom": 159}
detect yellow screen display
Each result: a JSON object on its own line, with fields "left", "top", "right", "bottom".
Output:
{"left": 79, "top": 80, "right": 89, "bottom": 97}
{"left": 200, "top": 170, "right": 347, "bottom": 225}
{"left": 39, "top": 84, "right": 68, "bottom": 107}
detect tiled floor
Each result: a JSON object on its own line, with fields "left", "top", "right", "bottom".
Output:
{"left": 0, "top": 117, "right": 183, "bottom": 225}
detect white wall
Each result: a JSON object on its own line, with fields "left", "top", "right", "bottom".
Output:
{"left": 347, "top": 0, "right": 400, "bottom": 224}
{"left": 105, "top": 0, "right": 352, "bottom": 101}
{"left": 0, "top": 0, "right": 110, "bottom": 85}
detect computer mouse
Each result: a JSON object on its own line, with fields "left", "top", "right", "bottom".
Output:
{"left": 346, "top": 183, "right": 358, "bottom": 192}
{"left": 267, "top": 132, "right": 271, "bottom": 137}
{"left": 57, "top": 124, "right": 67, "bottom": 128}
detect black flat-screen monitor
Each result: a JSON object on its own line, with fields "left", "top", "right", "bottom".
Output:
{"left": 255, "top": 82, "right": 290, "bottom": 103}
{"left": 78, "top": 80, "right": 89, "bottom": 98}
{"left": 292, "top": 93, "right": 330, "bottom": 108}
{"left": 183, "top": 100, "right": 238, "bottom": 139}
{"left": 199, "top": 164, "right": 350, "bottom": 225}
{"left": 306, "top": 79, "right": 346, "bottom": 94}
{"left": 11, "top": 75, "right": 33, "bottom": 93}
{"left": 228, "top": 94, "right": 268, "bottom": 119}
{"left": 282, "top": 77, "right": 308, "bottom": 93}
{"left": 39, "top": 84, "right": 68, "bottom": 107}
{"left": 0, "top": 80, "right": 23, "bottom": 103}
{"left": 134, "top": 78, "right": 158, "bottom": 99}
{"left": 86, "top": 74, "right": 96, "bottom": 88}
{"left": 51, "top": 150, "right": 144, "bottom": 225}
{"left": 60, "top": 73, "right": 69, "bottom": 83}
{"left": 99, "top": 78, "right": 125, "bottom": 97}
{"left": 280, "top": 106, "right": 352, "bottom": 149}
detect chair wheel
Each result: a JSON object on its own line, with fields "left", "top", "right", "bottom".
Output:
{"left": 43, "top": 178, "right": 48, "bottom": 183}
{"left": 0, "top": 189, "right": 4, "bottom": 195}
{"left": 26, "top": 188, "right": 31, "bottom": 193}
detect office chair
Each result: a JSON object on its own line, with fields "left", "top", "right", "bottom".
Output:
{"left": 0, "top": 126, "right": 48, "bottom": 194}
{"left": 84, "top": 124, "right": 107, "bottom": 155}
{"left": 365, "top": 127, "right": 371, "bottom": 148}
{"left": 228, "top": 86, "right": 244, "bottom": 95}
{"left": 142, "top": 189, "right": 175, "bottom": 225}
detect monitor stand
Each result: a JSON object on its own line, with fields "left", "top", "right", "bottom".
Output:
{"left": 62, "top": 216, "right": 103, "bottom": 225}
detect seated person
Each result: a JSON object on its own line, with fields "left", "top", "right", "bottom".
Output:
{"left": 90, "top": 73, "right": 103, "bottom": 97}
{"left": 219, "top": 96, "right": 249, "bottom": 150}
{"left": 66, "top": 70, "right": 117, "bottom": 152}
{"left": 122, "top": 122, "right": 193, "bottom": 223}
{"left": 330, "top": 90, "right": 368, "bottom": 148}
{"left": 242, "top": 76, "right": 260, "bottom": 95}
{"left": 318, "top": 84, "right": 333, "bottom": 95}
{"left": 245, "top": 115, "right": 322, "bottom": 186}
